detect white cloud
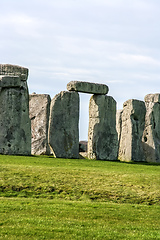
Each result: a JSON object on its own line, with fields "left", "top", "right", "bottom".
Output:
{"left": 110, "top": 54, "right": 160, "bottom": 68}
{"left": 0, "top": 14, "right": 41, "bottom": 38}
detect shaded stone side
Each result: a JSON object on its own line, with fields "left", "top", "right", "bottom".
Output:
{"left": 29, "top": 94, "right": 51, "bottom": 155}
{"left": 79, "top": 141, "right": 88, "bottom": 152}
{"left": 116, "top": 109, "right": 123, "bottom": 143}
{"left": 0, "top": 75, "right": 21, "bottom": 88}
{"left": 0, "top": 75, "right": 31, "bottom": 155}
{"left": 118, "top": 99, "right": 146, "bottom": 162}
{"left": 48, "top": 91, "right": 79, "bottom": 158}
{"left": 142, "top": 94, "right": 160, "bottom": 163}
{"left": 88, "top": 95, "right": 118, "bottom": 160}
{"left": 67, "top": 81, "right": 109, "bottom": 95}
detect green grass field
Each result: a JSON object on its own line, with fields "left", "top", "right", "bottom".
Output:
{"left": 0, "top": 155, "right": 160, "bottom": 239}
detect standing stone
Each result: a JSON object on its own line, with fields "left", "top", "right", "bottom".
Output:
{"left": 116, "top": 109, "right": 123, "bottom": 143}
{"left": 0, "top": 64, "right": 31, "bottom": 155}
{"left": 118, "top": 99, "right": 146, "bottom": 162}
{"left": 48, "top": 91, "right": 79, "bottom": 158}
{"left": 88, "top": 95, "right": 118, "bottom": 160}
{"left": 67, "top": 81, "right": 109, "bottom": 95}
{"left": 142, "top": 94, "right": 160, "bottom": 163}
{"left": 29, "top": 93, "right": 51, "bottom": 155}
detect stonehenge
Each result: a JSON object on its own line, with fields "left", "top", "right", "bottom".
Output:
{"left": 48, "top": 91, "right": 79, "bottom": 159}
{"left": 0, "top": 64, "right": 28, "bottom": 81}
{"left": 88, "top": 95, "right": 118, "bottom": 160}
{"left": 67, "top": 81, "right": 109, "bottom": 95}
{"left": 0, "top": 64, "right": 160, "bottom": 163}
{"left": 29, "top": 93, "right": 51, "bottom": 155}
{"left": 118, "top": 99, "right": 146, "bottom": 162}
{"left": 0, "top": 64, "right": 31, "bottom": 155}
{"left": 142, "top": 94, "right": 160, "bottom": 163}
{"left": 116, "top": 109, "right": 123, "bottom": 144}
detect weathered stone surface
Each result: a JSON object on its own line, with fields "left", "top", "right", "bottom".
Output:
{"left": 88, "top": 95, "right": 118, "bottom": 160}
{"left": 144, "top": 93, "right": 160, "bottom": 103}
{"left": 0, "top": 72, "right": 31, "bottom": 155}
{"left": 29, "top": 94, "right": 51, "bottom": 155}
{"left": 0, "top": 76, "right": 21, "bottom": 88}
{"left": 142, "top": 94, "right": 160, "bottom": 163}
{"left": 48, "top": 91, "right": 79, "bottom": 158}
{"left": 118, "top": 99, "right": 146, "bottom": 162}
{"left": 0, "top": 64, "right": 28, "bottom": 81}
{"left": 67, "top": 81, "right": 109, "bottom": 95}
{"left": 116, "top": 109, "right": 123, "bottom": 143}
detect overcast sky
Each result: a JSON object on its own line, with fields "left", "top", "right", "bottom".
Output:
{"left": 1, "top": 0, "right": 160, "bottom": 140}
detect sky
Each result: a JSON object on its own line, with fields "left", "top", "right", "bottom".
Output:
{"left": 1, "top": 0, "right": 160, "bottom": 140}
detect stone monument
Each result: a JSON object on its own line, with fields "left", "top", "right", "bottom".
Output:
{"left": 29, "top": 93, "right": 51, "bottom": 155}
{"left": 118, "top": 99, "right": 146, "bottom": 162}
{"left": 0, "top": 64, "right": 31, "bottom": 155}
{"left": 142, "top": 94, "right": 160, "bottom": 163}
{"left": 88, "top": 94, "right": 118, "bottom": 160}
{"left": 48, "top": 91, "right": 79, "bottom": 158}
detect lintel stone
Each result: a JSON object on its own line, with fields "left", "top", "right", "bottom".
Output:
{"left": 67, "top": 81, "right": 109, "bottom": 95}
{"left": 0, "top": 64, "right": 28, "bottom": 81}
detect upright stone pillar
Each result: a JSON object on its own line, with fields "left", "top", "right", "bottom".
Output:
{"left": 116, "top": 109, "right": 123, "bottom": 143}
{"left": 48, "top": 91, "right": 79, "bottom": 158}
{"left": 142, "top": 94, "right": 160, "bottom": 163}
{"left": 0, "top": 64, "right": 31, "bottom": 155}
{"left": 118, "top": 99, "right": 146, "bottom": 162}
{"left": 88, "top": 95, "right": 118, "bottom": 160}
{"left": 29, "top": 93, "right": 51, "bottom": 155}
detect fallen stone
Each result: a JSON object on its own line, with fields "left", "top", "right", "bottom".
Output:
{"left": 29, "top": 93, "right": 51, "bottom": 155}
{"left": 67, "top": 81, "right": 109, "bottom": 95}
{"left": 118, "top": 99, "right": 146, "bottom": 162}
{"left": 48, "top": 91, "right": 79, "bottom": 158}
{"left": 88, "top": 95, "right": 118, "bottom": 160}
{"left": 0, "top": 65, "right": 31, "bottom": 155}
{"left": 142, "top": 94, "right": 160, "bottom": 163}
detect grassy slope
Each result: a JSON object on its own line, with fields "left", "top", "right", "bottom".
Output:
{"left": 0, "top": 155, "right": 160, "bottom": 239}
{"left": 0, "top": 155, "right": 160, "bottom": 204}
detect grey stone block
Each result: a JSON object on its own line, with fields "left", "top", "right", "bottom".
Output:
{"left": 142, "top": 94, "right": 160, "bottom": 163}
{"left": 0, "top": 64, "right": 28, "bottom": 81}
{"left": 88, "top": 94, "right": 118, "bottom": 160}
{"left": 67, "top": 81, "right": 109, "bottom": 95}
{"left": 116, "top": 109, "right": 123, "bottom": 143}
{"left": 0, "top": 65, "right": 31, "bottom": 155}
{"left": 118, "top": 99, "right": 146, "bottom": 162}
{"left": 0, "top": 76, "right": 21, "bottom": 88}
{"left": 29, "top": 94, "right": 51, "bottom": 155}
{"left": 0, "top": 85, "right": 31, "bottom": 155}
{"left": 48, "top": 91, "right": 79, "bottom": 158}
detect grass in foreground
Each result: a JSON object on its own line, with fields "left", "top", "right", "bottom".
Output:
{"left": 0, "top": 198, "right": 160, "bottom": 240}
{"left": 0, "top": 155, "right": 160, "bottom": 239}
{"left": 0, "top": 155, "right": 159, "bottom": 204}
